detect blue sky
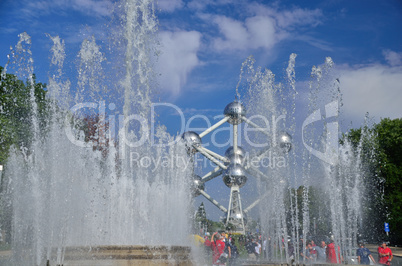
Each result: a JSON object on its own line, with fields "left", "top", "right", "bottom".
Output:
{"left": 1, "top": 0, "right": 401, "bottom": 125}
{"left": 1, "top": 0, "right": 402, "bottom": 221}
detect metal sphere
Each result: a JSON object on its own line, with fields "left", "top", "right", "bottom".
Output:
{"left": 191, "top": 175, "right": 204, "bottom": 197}
{"left": 223, "top": 101, "right": 246, "bottom": 125}
{"left": 278, "top": 131, "right": 292, "bottom": 153}
{"left": 226, "top": 154, "right": 245, "bottom": 166}
{"left": 181, "top": 131, "right": 202, "bottom": 154}
{"left": 236, "top": 175, "right": 247, "bottom": 187}
{"left": 225, "top": 146, "right": 246, "bottom": 158}
{"left": 225, "top": 146, "right": 246, "bottom": 166}
{"left": 223, "top": 174, "right": 236, "bottom": 187}
{"left": 222, "top": 164, "right": 247, "bottom": 188}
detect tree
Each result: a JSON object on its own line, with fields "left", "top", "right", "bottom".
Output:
{"left": 375, "top": 118, "right": 402, "bottom": 244}
{"left": 0, "top": 66, "right": 48, "bottom": 164}
{"left": 0, "top": 67, "right": 48, "bottom": 244}
{"left": 284, "top": 186, "right": 331, "bottom": 238}
{"left": 344, "top": 118, "right": 402, "bottom": 244}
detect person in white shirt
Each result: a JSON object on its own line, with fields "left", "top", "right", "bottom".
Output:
{"left": 255, "top": 240, "right": 261, "bottom": 259}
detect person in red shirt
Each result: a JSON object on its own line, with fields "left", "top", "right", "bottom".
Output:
{"left": 310, "top": 240, "right": 317, "bottom": 260}
{"left": 211, "top": 232, "right": 226, "bottom": 265}
{"left": 326, "top": 240, "right": 343, "bottom": 264}
{"left": 378, "top": 242, "right": 393, "bottom": 265}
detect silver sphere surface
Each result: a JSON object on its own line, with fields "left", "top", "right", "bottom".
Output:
{"left": 223, "top": 101, "right": 246, "bottom": 125}
{"left": 225, "top": 146, "right": 246, "bottom": 158}
{"left": 225, "top": 146, "right": 246, "bottom": 166}
{"left": 181, "top": 131, "right": 202, "bottom": 154}
{"left": 191, "top": 175, "right": 204, "bottom": 197}
{"left": 278, "top": 131, "right": 292, "bottom": 153}
{"left": 222, "top": 164, "right": 247, "bottom": 188}
{"left": 226, "top": 154, "right": 245, "bottom": 166}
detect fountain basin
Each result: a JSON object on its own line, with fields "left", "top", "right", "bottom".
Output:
{"left": 46, "top": 245, "right": 193, "bottom": 266}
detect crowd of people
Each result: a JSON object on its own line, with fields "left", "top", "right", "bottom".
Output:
{"left": 204, "top": 232, "right": 239, "bottom": 266}
{"left": 202, "top": 232, "right": 395, "bottom": 266}
{"left": 298, "top": 239, "right": 394, "bottom": 265}
{"left": 298, "top": 239, "right": 344, "bottom": 263}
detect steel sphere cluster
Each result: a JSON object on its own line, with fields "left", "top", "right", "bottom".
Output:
{"left": 223, "top": 146, "right": 247, "bottom": 188}
{"left": 182, "top": 101, "right": 292, "bottom": 195}
{"left": 181, "top": 99, "right": 295, "bottom": 234}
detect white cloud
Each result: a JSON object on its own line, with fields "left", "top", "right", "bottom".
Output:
{"left": 212, "top": 16, "right": 249, "bottom": 51}
{"left": 210, "top": 6, "right": 322, "bottom": 52}
{"left": 248, "top": 3, "right": 322, "bottom": 29}
{"left": 275, "top": 8, "right": 322, "bottom": 28}
{"left": 19, "top": 0, "right": 112, "bottom": 18}
{"left": 187, "top": 0, "right": 234, "bottom": 11}
{"left": 212, "top": 15, "right": 285, "bottom": 51}
{"left": 339, "top": 63, "right": 402, "bottom": 124}
{"left": 156, "top": 30, "right": 202, "bottom": 98}
{"left": 383, "top": 49, "right": 402, "bottom": 66}
{"left": 71, "top": 0, "right": 112, "bottom": 17}
{"left": 246, "top": 16, "right": 278, "bottom": 49}
{"left": 157, "top": 0, "right": 184, "bottom": 13}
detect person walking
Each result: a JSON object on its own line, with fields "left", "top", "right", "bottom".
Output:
{"left": 357, "top": 243, "right": 375, "bottom": 265}
{"left": 255, "top": 239, "right": 261, "bottom": 260}
{"left": 288, "top": 241, "right": 295, "bottom": 260}
{"left": 301, "top": 243, "right": 313, "bottom": 262}
{"left": 310, "top": 240, "right": 317, "bottom": 261}
{"left": 228, "top": 238, "right": 239, "bottom": 266}
{"left": 378, "top": 242, "right": 393, "bottom": 266}
{"left": 262, "top": 237, "right": 267, "bottom": 259}
{"left": 246, "top": 238, "right": 257, "bottom": 260}
{"left": 211, "top": 232, "right": 226, "bottom": 266}
{"left": 327, "top": 239, "right": 343, "bottom": 264}
{"left": 313, "top": 241, "right": 327, "bottom": 262}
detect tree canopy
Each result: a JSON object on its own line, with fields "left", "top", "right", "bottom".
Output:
{"left": 344, "top": 118, "right": 402, "bottom": 244}
{"left": 0, "top": 66, "right": 48, "bottom": 164}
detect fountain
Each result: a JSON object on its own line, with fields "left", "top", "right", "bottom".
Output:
{"left": 229, "top": 55, "right": 367, "bottom": 263}
{"left": 0, "top": 0, "right": 372, "bottom": 265}
{"left": 184, "top": 55, "right": 369, "bottom": 264}
{"left": 0, "top": 0, "right": 194, "bottom": 265}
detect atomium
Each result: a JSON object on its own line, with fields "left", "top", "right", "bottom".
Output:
{"left": 223, "top": 101, "right": 246, "bottom": 125}
{"left": 184, "top": 100, "right": 292, "bottom": 234}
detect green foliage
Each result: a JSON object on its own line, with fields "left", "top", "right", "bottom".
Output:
{"left": 375, "top": 118, "right": 402, "bottom": 244}
{"left": 0, "top": 66, "right": 48, "bottom": 164}
{"left": 193, "top": 202, "right": 226, "bottom": 234}
{"left": 246, "top": 219, "right": 258, "bottom": 233}
{"left": 284, "top": 186, "right": 331, "bottom": 237}
{"left": 344, "top": 118, "right": 402, "bottom": 244}
{"left": 208, "top": 220, "right": 225, "bottom": 233}
{"left": 230, "top": 234, "right": 248, "bottom": 257}
{"left": 225, "top": 222, "right": 235, "bottom": 231}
